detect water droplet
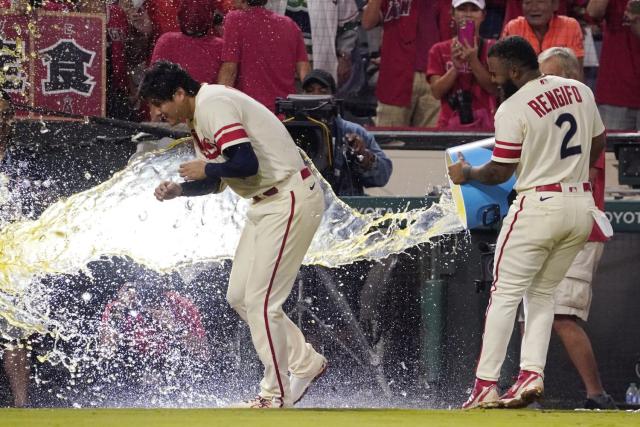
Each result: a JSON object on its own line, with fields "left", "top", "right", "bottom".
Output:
{"left": 84, "top": 171, "right": 92, "bottom": 180}
{"left": 81, "top": 292, "right": 91, "bottom": 302}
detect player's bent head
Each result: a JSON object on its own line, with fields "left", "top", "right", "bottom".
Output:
{"left": 538, "top": 47, "right": 582, "bottom": 81}
{"left": 488, "top": 36, "right": 539, "bottom": 74}
{"left": 139, "top": 60, "right": 201, "bottom": 106}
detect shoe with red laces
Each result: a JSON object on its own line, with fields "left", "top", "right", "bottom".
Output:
{"left": 462, "top": 378, "right": 500, "bottom": 409}
{"left": 229, "top": 395, "right": 290, "bottom": 408}
{"left": 500, "top": 370, "right": 544, "bottom": 408}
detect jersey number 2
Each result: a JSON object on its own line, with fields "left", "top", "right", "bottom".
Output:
{"left": 555, "top": 113, "right": 581, "bottom": 159}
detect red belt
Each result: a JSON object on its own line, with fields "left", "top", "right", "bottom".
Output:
{"left": 535, "top": 182, "right": 591, "bottom": 192}
{"left": 253, "top": 167, "right": 311, "bottom": 202}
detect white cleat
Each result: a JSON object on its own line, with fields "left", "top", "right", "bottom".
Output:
{"left": 462, "top": 379, "right": 501, "bottom": 409}
{"left": 290, "top": 356, "right": 328, "bottom": 405}
{"left": 228, "top": 395, "right": 290, "bottom": 409}
{"left": 499, "top": 370, "right": 544, "bottom": 409}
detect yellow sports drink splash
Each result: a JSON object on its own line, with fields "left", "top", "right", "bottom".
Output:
{"left": 0, "top": 142, "right": 464, "bottom": 346}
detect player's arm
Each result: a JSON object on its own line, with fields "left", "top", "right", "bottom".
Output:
{"left": 449, "top": 155, "right": 517, "bottom": 185}
{"left": 178, "top": 142, "right": 258, "bottom": 181}
{"left": 590, "top": 131, "right": 606, "bottom": 168}
{"left": 586, "top": 0, "right": 609, "bottom": 20}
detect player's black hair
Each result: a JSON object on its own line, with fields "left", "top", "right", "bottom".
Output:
{"left": 488, "top": 36, "right": 539, "bottom": 72}
{"left": 138, "top": 60, "right": 201, "bottom": 104}
{"left": 247, "top": 0, "right": 268, "bottom": 6}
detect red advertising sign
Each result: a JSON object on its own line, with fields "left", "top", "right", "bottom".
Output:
{"left": 0, "top": 11, "right": 106, "bottom": 118}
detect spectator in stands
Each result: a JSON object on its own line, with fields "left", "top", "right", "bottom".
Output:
{"left": 427, "top": 0, "right": 498, "bottom": 130}
{"left": 301, "top": 69, "right": 392, "bottom": 195}
{"left": 99, "top": 281, "right": 210, "bottom": 365}
{"left": 626, "top": 0, "right": 640, "bottom": 38}
{"left": 266, "top": 0, "right": 359, "bottom": 89}
{"left": 587, "top": 0, "right": 640, "bottom": 130}
{"left": 502, "top": 0, "right": 584, "bottom": 65}
{"left": 362, "top": 0, "right": 441, "bottom": 128}
{"left": 218, "top": 0, "right": 310, "bottom": 112}
{"left": 144, "top": 0, "right": 230, "bottom": 43}
{"left": 106, "top": 0, "right": 153, "bottom": 120}
{"left": 151, "top": 0, "right": 224, "bottom": 84}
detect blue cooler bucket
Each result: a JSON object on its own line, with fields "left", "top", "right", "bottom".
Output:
{"left": 445, "top": 138, "right": 516, "bottom": 230}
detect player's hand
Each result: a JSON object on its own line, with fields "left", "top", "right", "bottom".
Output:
{"left": 154, "top": 181, "right": 182, "bottom": 201}
{"left": 448, "top": 152, "right": 471, "bottom": 185}
{"left": 179, "top": 160, "right": 207, "bottom": 181}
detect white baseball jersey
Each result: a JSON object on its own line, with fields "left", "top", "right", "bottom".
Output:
{"left": 491, "top": 75, "right": 605, "bottom": 192}
{"left": 189, "top": 84, "right": 305, "bottom": 198}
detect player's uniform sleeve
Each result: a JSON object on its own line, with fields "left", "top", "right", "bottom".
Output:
{"left": 221, "top": 11, "right": 241, "bottom": 63}
{"left": 491, "top": 107, "right": 523, "bottom": 164}
{"left": 197, "top": 96, "right": 252, "bottom": 153}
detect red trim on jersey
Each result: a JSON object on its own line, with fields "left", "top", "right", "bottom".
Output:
{"left": 213, "top": 122, "right": 242, "bottom": 140}
{"left": 495, "top": 140, "right": 521, "bottom": 148}
{"left": 475, "top": 196, "right": 526, "bottom": 377}
{"left": 263, "top": 191, "right": 296, "bottom": 401}
{"left": 217, "top": 129, "right": 249, "bottom": 149}
{"left": 493, "top": 147, "right": 521, "bottom": 159}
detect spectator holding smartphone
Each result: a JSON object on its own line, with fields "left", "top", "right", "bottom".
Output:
{"left": 427, "top": 0, "right": 498, "bottom": 130}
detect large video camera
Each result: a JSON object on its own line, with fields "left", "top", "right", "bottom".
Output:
{"left": 276, "top": 95, "right": 342, "bottom": 184}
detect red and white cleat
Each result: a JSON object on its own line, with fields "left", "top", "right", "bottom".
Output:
{"left": 462, "top": 378, "right": 501, "bottom": 409}
{"left": 229, "top": 395, "right": 290, "bottom": 409}
{"left": 499, "top": 370, "right": 544, "bottom": 408}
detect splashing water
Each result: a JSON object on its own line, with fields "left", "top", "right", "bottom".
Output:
{"left": 0, "top": 140, "right": 464, "bottom": 404}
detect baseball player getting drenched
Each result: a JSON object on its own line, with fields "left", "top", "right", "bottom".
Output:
{"left": 448, "top": 37, "right": 606, "bottom": 409}
{"left": 139, "top": 61, "right": 327, "bottom": 409}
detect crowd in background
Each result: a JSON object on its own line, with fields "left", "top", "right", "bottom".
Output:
{"left": 2, "top": 0, "right": 639, "bottom": 131}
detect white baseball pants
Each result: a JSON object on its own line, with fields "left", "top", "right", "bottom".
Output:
{"left": 226, "top": 171, "right": 325, "bottom": 404}
{"left": 476, "top": 187, "right": 595, "bottom": 381}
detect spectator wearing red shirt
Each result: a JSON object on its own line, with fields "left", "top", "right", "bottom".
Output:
{"left": 502, "top": 0, "right": 584, "bottom": 64}
{"left": 427, "top": 0, "right": 498, "bottom": 130}
{"left": 587, "top": 0, "right": 640, "bottom": 130}
{"left": 218, "top": 0, "right": 310, "bottom": 112}
{"left": 99, "top": 283, "right": 210, "bottom": 363}
{"left": 150, "top": 0, "right": 224, "bottom": 84}
{"left": 362, "top": 0, "right": 441, "bottom": 128}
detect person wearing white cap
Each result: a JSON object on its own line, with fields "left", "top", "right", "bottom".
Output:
{"left": 426, "top": 0, "right": 498, "bottom": 130}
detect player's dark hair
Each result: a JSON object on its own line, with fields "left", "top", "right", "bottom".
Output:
{"left": 247, "top": 0, "right": 268, "bottom": 6}
{"left": 488, "top": 36, "right": 539, "bottom": 72}
{"left": 138, "top": 60, "right": 201, "bottom": 104}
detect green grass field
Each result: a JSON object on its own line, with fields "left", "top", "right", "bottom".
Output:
{"left": 0, "top": 408, "right": 636, "bottom": 427}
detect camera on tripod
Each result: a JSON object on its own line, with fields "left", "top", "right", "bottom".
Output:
{"left": 275, "top": 95, "right": 342, "bottom": 184}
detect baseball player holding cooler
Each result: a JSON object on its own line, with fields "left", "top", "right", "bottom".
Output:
{"left": 139, "top": 61, "right": 328, "bottom": 409}
{"left": 448, "top": 36, "right": 606, "bottom": 409}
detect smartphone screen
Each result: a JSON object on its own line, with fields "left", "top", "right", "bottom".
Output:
{"left": 458, "top": 20, "right": 475, "bottom": 46}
